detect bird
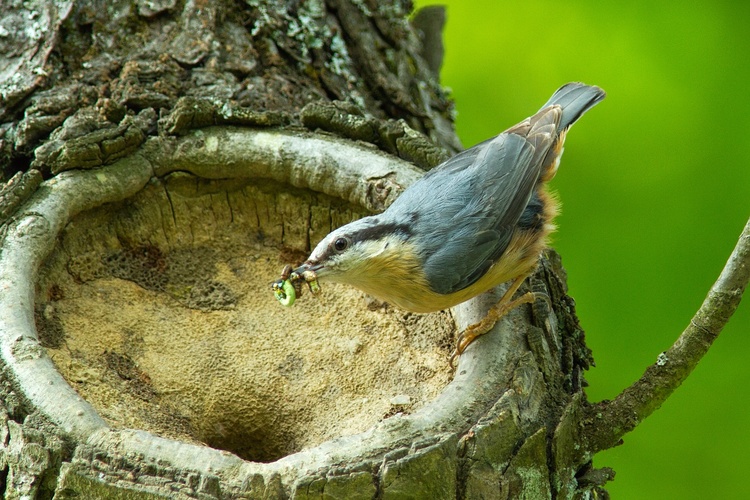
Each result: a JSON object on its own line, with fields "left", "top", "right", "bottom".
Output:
{"left": 284, "top": 83, "right": 605, "bottom": 364}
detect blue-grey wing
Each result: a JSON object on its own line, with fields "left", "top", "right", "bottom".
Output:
{"left": 386, "top": 132, "right": 541, "bottom": 295}
{"left": 382, "top": 84, "right": 603, "bottom": 296}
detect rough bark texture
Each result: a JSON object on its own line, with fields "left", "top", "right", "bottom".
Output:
{"left": 0, "top": 0, "right": 459, "bottom": 185}
{"left": 0, "top": 1, "right": 615, "bottom": 499}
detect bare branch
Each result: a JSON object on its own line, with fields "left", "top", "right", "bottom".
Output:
{"left": 582, "top": 217, "right": 750, "bottom": 455}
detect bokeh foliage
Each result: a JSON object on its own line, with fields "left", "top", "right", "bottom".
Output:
{"left": 416, "top": 1, "right": 750, "bottom": 497}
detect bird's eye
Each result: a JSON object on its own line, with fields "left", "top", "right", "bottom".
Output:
{"left": 333, "top": 237, "right": 349, "bottom": 252}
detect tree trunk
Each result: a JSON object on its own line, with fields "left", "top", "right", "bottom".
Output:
{"left": 0, "top": 1, "right": 607, "bottom": 498}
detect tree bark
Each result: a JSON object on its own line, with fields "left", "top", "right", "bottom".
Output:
{"left": 3, "top": 1, "right": 744, "bottom": 499}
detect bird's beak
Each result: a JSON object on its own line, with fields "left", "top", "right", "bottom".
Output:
{"left": 292, "top": 262, "right": 323, "bottom": 295}
{"left": 293, "top": 262, "right": 324, "bottom": 280}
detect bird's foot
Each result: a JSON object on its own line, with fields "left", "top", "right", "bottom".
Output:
{"left": 449, "top": 291, "right": 550, "bottom": 368}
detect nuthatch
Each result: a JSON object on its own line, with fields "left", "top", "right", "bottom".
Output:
{"left": 283, "top": 83, "right": 605, "bottom": 363}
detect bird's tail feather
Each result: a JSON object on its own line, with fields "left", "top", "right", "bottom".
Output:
{"left": 542, "top": 82, "right": 605, "bottom": 132}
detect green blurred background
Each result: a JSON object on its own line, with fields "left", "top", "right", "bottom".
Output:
{"left": 414, "top": 0, "right": 750, "bottom": 497}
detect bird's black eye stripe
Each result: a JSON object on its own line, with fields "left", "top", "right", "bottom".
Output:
{"left": 333, "top": 237, "right": 349, "bottom": 252}
{"left": 352, "top": 223, "right": 412, "bottom": 243}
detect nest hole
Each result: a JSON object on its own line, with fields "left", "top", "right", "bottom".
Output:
{"left": 36, "top": 173, "right": 455, "bottom": 462}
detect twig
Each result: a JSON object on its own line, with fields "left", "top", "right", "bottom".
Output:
{"left": 581, "top": 217, "right": 750, "bottom": 455}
